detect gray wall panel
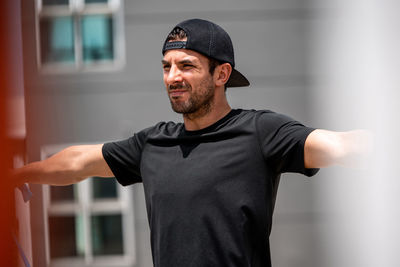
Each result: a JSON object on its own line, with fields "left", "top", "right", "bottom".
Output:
{"left": 126, "top": 0, "right": 312, "bottom": 13}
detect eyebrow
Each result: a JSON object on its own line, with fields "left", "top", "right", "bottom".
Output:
{"left": 179, "top": 59, "right": 195, "bottom": 65}
{"left": 161, "top": 59, "right": 197, "bottom": 65}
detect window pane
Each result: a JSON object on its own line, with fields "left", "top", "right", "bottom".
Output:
{"left": 91, "top": 215, "right": 124, "bottom": 255}
{"left": 49, "top": 215, "right": 84, "bottom": 258}
{"left": 92, "top": 177, "right": 117, "bottom": 199}
{"left": 50, "top": 184, "right": 77, "bottom": 202}
{"left": 40, "top": 16, "right": 75, "bottom": 63}
{"left": 43, "top": 0, "right": 69, "bottom": 5}
{"left": 85, "top": 0, "right": 108, "bottom": 3}
{"left": 81, "top": 15, "right": 114, "bottom": 63}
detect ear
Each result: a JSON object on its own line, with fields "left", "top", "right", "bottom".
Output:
{"left": 214, "top": 63, "right": 232, "bottom": 87}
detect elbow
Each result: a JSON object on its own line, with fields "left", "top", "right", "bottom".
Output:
{"left": 304, "top": 130, "right": 345, "bottom": 168}
{"left": 320, "top": 133, "right": 347, "bottom": 166}
{"left": 52, "top": 146, "right": 88, "bottom": 185}
{"left": 68, "top": 161, "right": 86, "bottom": 184}
{"left": 68, "top": 148, "right": 89, "bottom": 183}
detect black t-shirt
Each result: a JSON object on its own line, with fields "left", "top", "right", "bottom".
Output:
{"left": 102, "top": 109, "right": 318, "bottom": 267}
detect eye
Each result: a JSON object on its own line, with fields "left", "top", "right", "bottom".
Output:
{"left": 183, "top": 63, "right": 194, "bottom": 69}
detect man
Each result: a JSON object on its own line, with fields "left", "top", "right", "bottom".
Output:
{"left": 14, "top": 19, "right": 369, "bottom": 267}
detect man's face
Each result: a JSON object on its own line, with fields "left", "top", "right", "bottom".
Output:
{"left": 162, "top": 49, "right": 215, "bottom": 116}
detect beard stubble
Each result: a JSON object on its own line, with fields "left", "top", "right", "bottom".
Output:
{"left": 169, "top": 78, "right": 215, "bottom": 119}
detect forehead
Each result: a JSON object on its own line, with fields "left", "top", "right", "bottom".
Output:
{"left": 162, "top": 49, "right": 209, "bottom": 64}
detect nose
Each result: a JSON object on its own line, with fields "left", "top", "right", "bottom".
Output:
{"left": 165, "top": 64, "right": 183, "bottom": 85}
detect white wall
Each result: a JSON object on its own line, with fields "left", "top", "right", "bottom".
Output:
{"left": 310, "top": 1, "right": 400, "bottom": 266}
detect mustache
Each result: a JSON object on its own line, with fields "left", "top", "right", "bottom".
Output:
{"left": 168, "top": 83, "right": 190, "bottom": 90}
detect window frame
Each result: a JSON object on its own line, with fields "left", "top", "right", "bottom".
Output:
{"left": 35, "top": 0, "right": 125, "bottom": 74}
{"left": 40, "top": 143, "right": 136, "bottom": 267}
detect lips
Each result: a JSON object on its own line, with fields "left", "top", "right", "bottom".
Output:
{"left": 169, "top": 89, "right": 187, "bottom": 98}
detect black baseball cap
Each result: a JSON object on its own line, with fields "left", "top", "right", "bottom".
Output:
{"left": 162, "top": 18, "right": 250, "bottom": 88}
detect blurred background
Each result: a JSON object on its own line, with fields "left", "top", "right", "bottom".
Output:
{"left": 3, "top": 0, "right": 399, "bottom": 266}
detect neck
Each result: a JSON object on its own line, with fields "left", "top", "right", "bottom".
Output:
{"left": 183, "top": 95, "right": 231, "bottom": 131}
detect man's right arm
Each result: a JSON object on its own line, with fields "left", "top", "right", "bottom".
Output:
{"left": 13, "top": 144, "right": 114, "bottom": 186}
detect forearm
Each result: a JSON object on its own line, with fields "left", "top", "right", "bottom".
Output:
{"left": 305, "top": 129, "right": 372, "bottom": 168}
{"left": 13, "top": 145, "right": 104, "bottom": 186}
{"left": 13, "top": 160, "right": 81, "bottom": 186}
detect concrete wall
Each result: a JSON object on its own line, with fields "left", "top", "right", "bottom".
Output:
{"left": 22, "top": 0, "right": 321, "bottom": 266}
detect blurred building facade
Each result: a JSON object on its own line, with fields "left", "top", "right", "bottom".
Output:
{"left": 20, "top": 0, "right": 321, "bottom": 266}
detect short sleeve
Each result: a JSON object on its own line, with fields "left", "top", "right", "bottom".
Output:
{"left": 102, "top": 131, "right": 147, "bottom": 186}
{"left": 256, "top": 111, "right": 319, "bottom": 176}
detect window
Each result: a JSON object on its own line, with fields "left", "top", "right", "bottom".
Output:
{"left": 41, "top": 144, "right": 136, "bottom": 267}
{"left": 36, "top": 0, "right": 125, "bottom": 72}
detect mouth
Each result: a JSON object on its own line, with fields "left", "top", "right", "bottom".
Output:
{"left": 169, "top": 89, "right": 187, "bottom": 98}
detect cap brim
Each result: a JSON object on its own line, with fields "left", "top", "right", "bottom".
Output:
{"left": 226, "top": 69, "right": 250, "bottom": 87}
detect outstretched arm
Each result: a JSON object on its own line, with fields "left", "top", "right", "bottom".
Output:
{"left": 13, "top": 144, "right": 114, "bottom": 186}
{"left": 304, "top": 129, "right": 372, "bottom": 169}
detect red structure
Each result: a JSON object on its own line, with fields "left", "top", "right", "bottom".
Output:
{"left": 0, "top": 1, "right": 23, "bottom": 266}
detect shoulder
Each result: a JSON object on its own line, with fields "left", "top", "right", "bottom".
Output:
{"left": 244, "top": 110, "right": 313, "bottom": 142}
{"left": 137, "top": 121, "right": 183, "bottom": 139}
{"left": 238, "top": 109, "right": 296, "bottom": 126}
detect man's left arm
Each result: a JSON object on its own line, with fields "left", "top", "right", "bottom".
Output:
{"left": 304, "top": 129, "right": 373, "bottom": 169}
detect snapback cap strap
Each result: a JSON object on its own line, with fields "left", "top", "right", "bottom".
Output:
{"left": 163, "top": 41, "right": 186, "bottom": 54}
